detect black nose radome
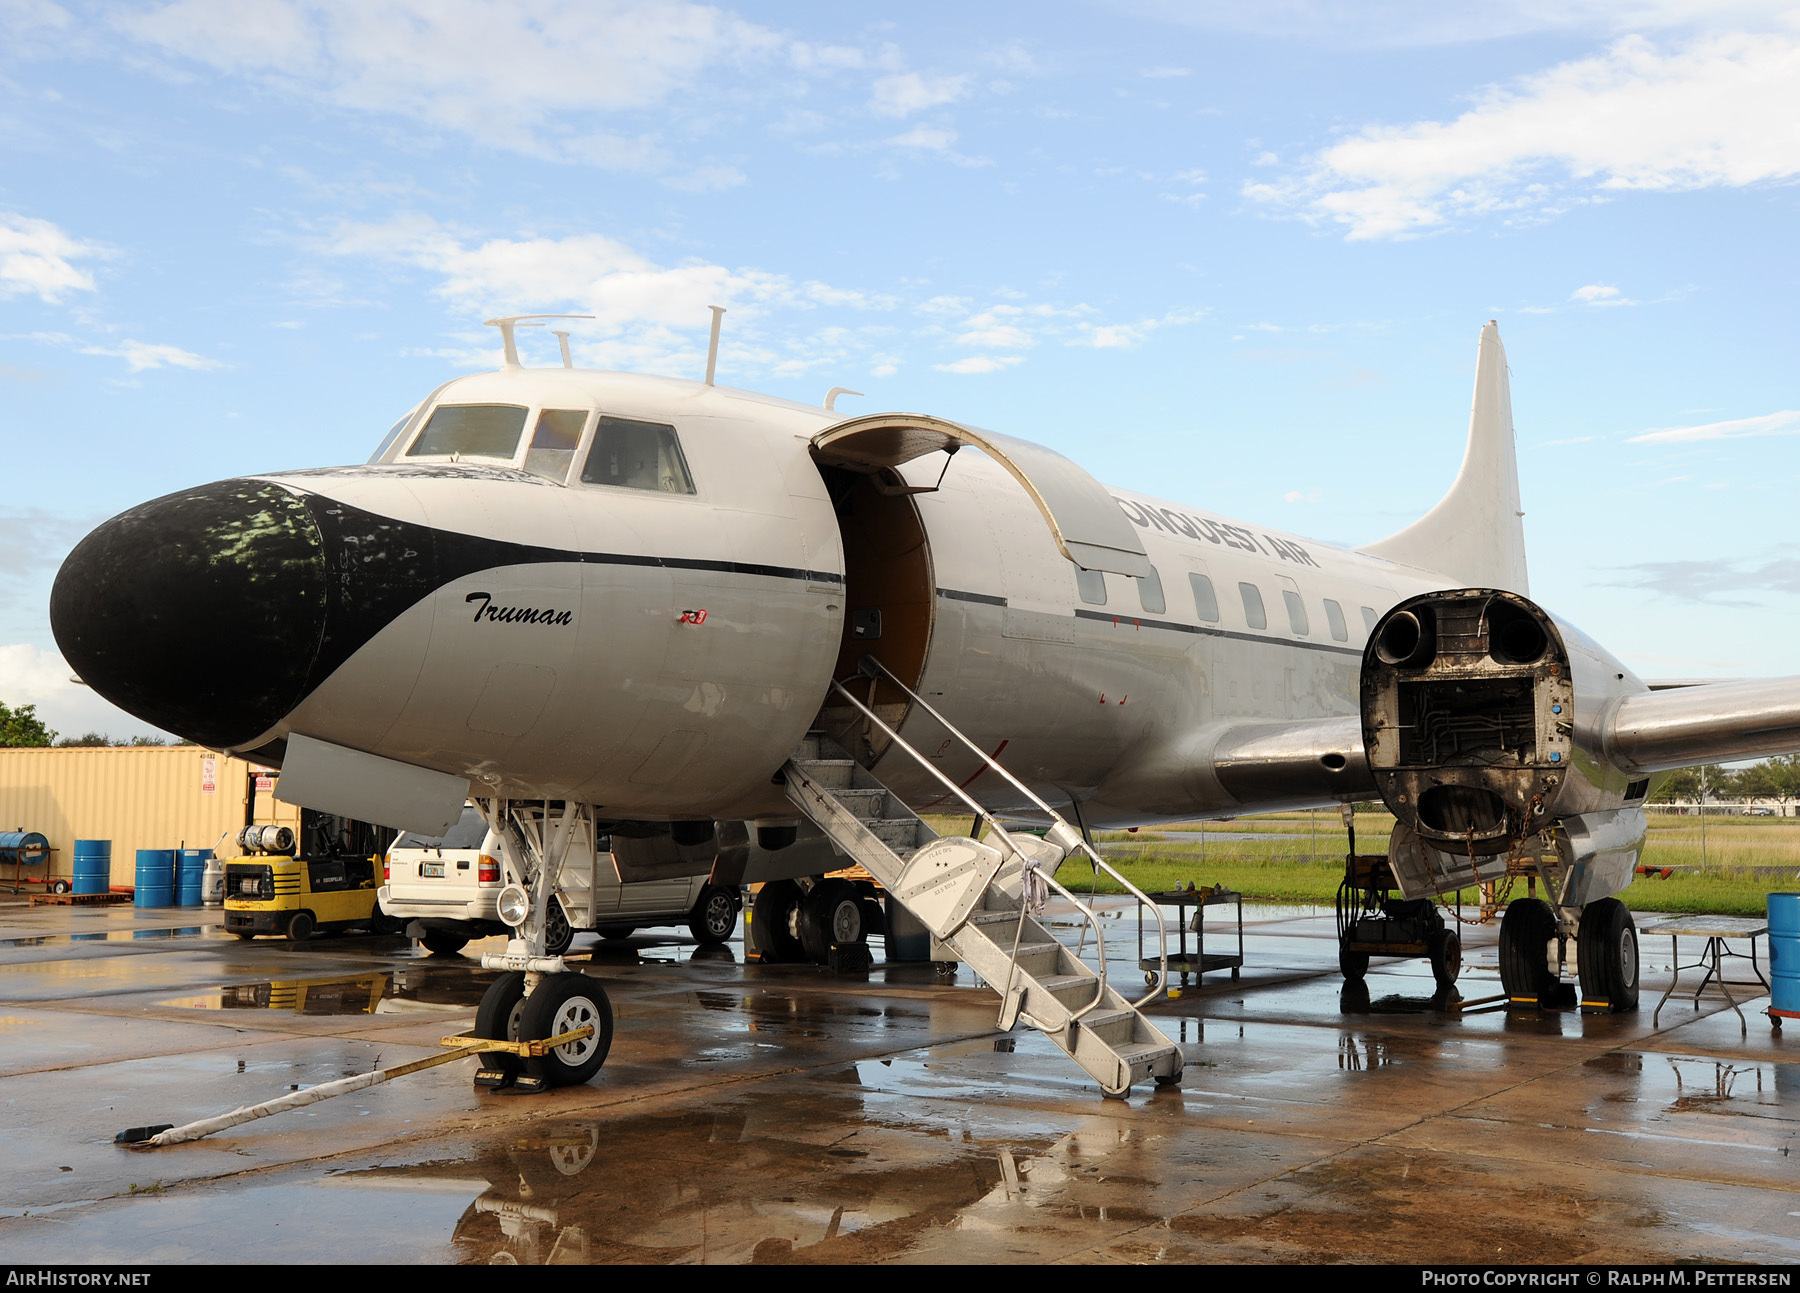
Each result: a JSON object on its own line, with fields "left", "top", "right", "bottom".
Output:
{"left": 51, "top": 479, "right": 328, "bottom": 750}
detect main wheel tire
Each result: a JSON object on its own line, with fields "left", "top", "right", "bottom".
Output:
{"left": 1429, "top": 929, "right": 1462, "bottom": 991}
{"left": 1577, "top": 896, "right": 1640, "bottom": 1011}
{"left": 520, "top": 973, "right": 613, "bottom": 1088}
{"left": 799, "top": 879, "right": 864, "bottom": 963}
{"left": 1339, "top": 940, "right": 1370, "bottom": 981}
{"left": 543, "top": 899, "right": 574, "bottom": 957}
{"left": 688, "top": 885, "right": 739, "bottom": 945}
{"left": 287, "top": 911, "right": 315, "bottom": 943}
{"left": 475, "top": 971, "right": 528, "bottom": 1075}
{"left": 597, "top": 926, "right": 636, "bottom": 941}
{"left": 421, "top": 929, "right": 469, "bottom": 956}
{"left": 1499, "top": 897, "right": 1558, "bottom": 1000}
{"left": 751, "top": 880, "right": 806, "bottom": 963}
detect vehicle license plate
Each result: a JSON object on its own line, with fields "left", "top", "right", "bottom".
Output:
{"left": 420, "top": 861, "right": 445, "bottom": 878}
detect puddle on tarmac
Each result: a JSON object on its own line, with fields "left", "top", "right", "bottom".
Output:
{"left": 155, "top": 965, "right": 485, "bottom": 1015}
{"left": 334, "top": 1083, "right": 1058, "bottom": 1265}
{"left": 0, "top": 926, "right": 214, "bottom": 948}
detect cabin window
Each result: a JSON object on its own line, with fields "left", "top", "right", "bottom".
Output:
{"left": 581, "top": 416, "right": 696, "bottom": 494}
{"left": 1239, "top": 582, "right": 1267, "bottom": 630}
{"left": 1136, "top": 565, "right": 1166, "bottom": 615}
{"left": 1283, "top": 590, "right": 1310, "bottom": 636}
{"left": 1361, "top": 606, "right": 1379, "bottom": 634}
{"left": 1189, "top": 573, "right": 1220, "bottom": 622}
{"left": 524, "top": 409, "right": 588, "bottom": 482}
{"left": 407, "top": 404, "right": 529, "bottom": 460}
{"left": 1323, "top": 598, "right": 1349, "bottom": 642}
{"left": 1076, "top": 567, "right": 1107, "bottom": 606}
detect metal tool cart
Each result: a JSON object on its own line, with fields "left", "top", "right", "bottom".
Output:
{"left": 1139, "top": 887, "right": 1243, "bottom": 986}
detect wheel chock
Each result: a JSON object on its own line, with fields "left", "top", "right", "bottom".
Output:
{"left": 115, "top": 1124, "right": 175, "bottom": 1145}
{"left": 1580, "top": 998, "right": 1611, "bottom": 1015}
{"left": 829, "top": 942, "right": 871, "bottom": 974}
{"left": 473, "top": 1068, "right": 514, "bottom": 1090}
{"left": 512, "top": 1074, "right": 547, "bottom": 1094}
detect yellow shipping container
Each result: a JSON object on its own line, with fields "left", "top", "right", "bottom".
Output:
{"left": 0, "top": 747, "right": 299, "bottom": 889}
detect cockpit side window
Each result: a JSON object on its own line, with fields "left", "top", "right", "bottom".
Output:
{"left": 524, "top": 409, "right": 589, "bottom": 483}
{"left": 407, "top": 404, "right": 529, "bottom": 460}
{"left": 580, "top": 416, "right": 696, "bottom": 494}
{"left": 369, "top": 409, "right": 417, "bottom": 464}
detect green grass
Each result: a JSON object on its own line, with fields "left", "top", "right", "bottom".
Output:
{"left": 929, "top": 809, "right": 1800, "bottom": 917}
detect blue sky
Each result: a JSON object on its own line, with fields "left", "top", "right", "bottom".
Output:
{"left": 2, "top": 0, "right": 1797, "bottom": 738}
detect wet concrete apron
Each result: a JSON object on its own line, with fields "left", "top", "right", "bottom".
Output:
{"left": 0, "top": 899, "right": 1794, "bottom": 1264}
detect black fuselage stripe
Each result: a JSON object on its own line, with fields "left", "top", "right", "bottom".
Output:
{"left": 936, "top": 587, "right": 1006, "bottom": 606}
{"left": 933, "top": 586, "right": 1364, "bottom": 657}
{"left": 1074, "top": 608, "right": 1364, "bottom": 656}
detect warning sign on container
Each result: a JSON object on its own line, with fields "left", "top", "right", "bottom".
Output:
{"left": 201, "top": 756, "right": 217, "bottom": 795}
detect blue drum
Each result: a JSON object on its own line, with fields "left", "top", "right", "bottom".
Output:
{"left": 134, "top": 849, "right": 175, "bottom": 908}
{"left": 176, "top": 849, "right": 210, "bottom": 907}
{"left": 1768, "top": 893, "right": 1800, "bottom": 1014}
{"left": 73, "top": 839, "right": 112, "bottom": 895}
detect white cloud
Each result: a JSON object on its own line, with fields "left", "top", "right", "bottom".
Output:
{"left": 869, "top": 71, "right": 969, "bottom": 118}
{"left": 0, "top": 644, "right": 170, "bottom": 742}
{"left": 0, "top": 212, "right": 107, "bottom": 303}
{"left": 935, "top": 355, "right": 1023, "bottom": 374}
{"left": 1141, "top": 66, "right": 1191, "bottom": 78}
{"left": 24, "top": 330, "right": 223, "bottom": 373}
{"left": 1247, "top": 25, "right": 1800, "bottom": 239}
{"left": 1626, "top": 409, "right": 1800, "bottom": 443}
{"left": 659, "top": 164, "right": 748, "bottom": 192}
{"left": 1118, "top": 1, "right": 1795, "bottom": 48}
{"left": 81, "top": 340, "right": 224, "bottom": 372}
{"left": 1572, "top": 282, "right": 1637, "bottom": 306}
{"left": 117, "top": 0, "right": 781, "bottom": 160}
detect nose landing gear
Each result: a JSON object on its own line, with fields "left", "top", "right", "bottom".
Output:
{"left": 472, "top": 970, "right": 614, "bottom": 1092}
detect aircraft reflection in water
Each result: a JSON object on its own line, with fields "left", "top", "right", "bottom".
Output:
{"left": 50, "top": 314, "right": 1800, "bottom": 1094}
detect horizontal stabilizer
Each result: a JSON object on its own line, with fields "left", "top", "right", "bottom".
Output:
{"left": 1605, "top": 677, "right": 1800, "bottom": 773}
{"left": 1361, "top": 321, "right": 1528, "bottom": 594}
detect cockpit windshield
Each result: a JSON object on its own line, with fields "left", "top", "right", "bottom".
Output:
{"left": 406, "top": 404, "right": 528, "bottom": 460}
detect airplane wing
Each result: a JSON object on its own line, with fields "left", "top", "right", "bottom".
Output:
{"left": 1604, "top": 677, "right": 1800, "bottom": 773}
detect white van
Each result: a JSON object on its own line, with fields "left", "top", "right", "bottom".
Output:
{"left": 380, "top": 805, "right": 741, "bottom": 955}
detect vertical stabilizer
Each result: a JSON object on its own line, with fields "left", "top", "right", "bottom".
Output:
{"left": 1360, "top": 321, "right": 1528, "bottom": 594}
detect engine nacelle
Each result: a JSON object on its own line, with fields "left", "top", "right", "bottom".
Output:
{"left": 1361, "top": 589, "right": 1648, "bottom": 856}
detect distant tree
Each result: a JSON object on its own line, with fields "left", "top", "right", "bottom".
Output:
{"left": 1652, "top": 767, "right": 1702, "bottom": 804}
{"left": 54, "top": 732, "right": 114, "bottom": 747}
{"left": 0, "top": 702, "right": 55, "bottom": 748}
{"left": 1737, "top": 755, "right": 1800, "bottom": 816}
{"left": 1735, "top": 763, "right": 1778, "bottom": 802}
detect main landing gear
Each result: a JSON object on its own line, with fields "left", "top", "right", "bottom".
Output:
{"left": 750, "top": 876, "right": 883, "bottom": 965}
{"left": 1498, "top": 895, "right": 1637, "bottom": 1012}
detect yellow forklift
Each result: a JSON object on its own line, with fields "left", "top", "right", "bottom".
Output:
{"left": 223, "top": 809, "right": 401, "bottom": 942}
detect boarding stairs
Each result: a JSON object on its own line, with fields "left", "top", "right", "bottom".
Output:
{"left": 780, "top": 659, "right": 1183, "bottom": 1098}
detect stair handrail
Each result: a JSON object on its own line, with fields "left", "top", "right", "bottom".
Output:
{"left": 823, "top": 678, "right": 1111, "bottom": 1024}
{"left": 854, "top": 656, "right": 1170, "bottom": 1008}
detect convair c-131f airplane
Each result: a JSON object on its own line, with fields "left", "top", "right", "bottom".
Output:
{"left": 49, "top": 316, "right": 1800, "bottom": 1096}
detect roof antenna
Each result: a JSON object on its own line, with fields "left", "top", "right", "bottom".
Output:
{"left": 483, "top": 314, "right": 595, "bottom": 369}
{"left": 824, "top": 387, "right": 863, "bottom": 412}
{"left": 552, "top": 330, "right": 573, "bottom": 369}
{"left": 704, "top": 305, "right": 726, "bottom": 385}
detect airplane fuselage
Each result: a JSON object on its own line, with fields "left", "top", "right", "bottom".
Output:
{"left": 54, "top": 365, "right": 1464, "bottom": 828}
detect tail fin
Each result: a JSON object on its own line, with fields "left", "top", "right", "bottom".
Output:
{"left": 1360, "top": 321, "right": 1528, "bottom": 594}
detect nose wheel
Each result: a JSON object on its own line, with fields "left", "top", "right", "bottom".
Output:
{"left": 472, "top": 971, "right": 613, "bottom": 1091}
